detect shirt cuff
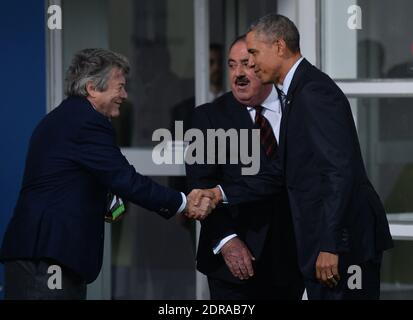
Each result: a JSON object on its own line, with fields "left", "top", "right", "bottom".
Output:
{"left": 217, "top": 185, "right": 228, "bottom": 204}
{"left": 213, "top": 234, "right": 238, "bottom": 254}
{"left": 177, "top": 192, "right": 187, "bottom": 214}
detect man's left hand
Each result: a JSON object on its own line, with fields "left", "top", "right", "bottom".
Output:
{"left": 184, "top": 189, "right": 217, "bottom": 220}
{"left": 315, "top": 251, "right": 340, "bottom": 288}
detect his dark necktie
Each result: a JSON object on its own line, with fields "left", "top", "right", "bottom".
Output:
{"left": 277, "top": 88, "right": 287, "bottom": 113}
{"left": 253, "top": 105, "right": 278, "bottom": 158}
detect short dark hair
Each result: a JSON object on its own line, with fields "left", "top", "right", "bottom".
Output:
{"left": 65, "top": 48, "right": 130, "bottom": 97}
{"left": 249, "top": 13, "right": 300, "bottom": 53}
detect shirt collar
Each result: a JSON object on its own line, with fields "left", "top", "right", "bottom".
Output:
{"left": 86, "top": 98, "right": 112, "bottom": 122}
{"left": 247, "top": 85, "right": 280, "bottom": 113}
{"left": 278, "top": 56, "right": 304, "bottom": 95}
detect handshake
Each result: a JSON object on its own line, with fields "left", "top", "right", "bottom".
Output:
{"left": 183, "top": 187, "right": 222, "bottom": 220}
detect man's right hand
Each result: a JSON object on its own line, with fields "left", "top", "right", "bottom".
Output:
{"left": 184, "top": 188, "right": 222, "bottom": 220}
{"left": 185, "top": 189, "right": 217, "bottom": 220}
{"left": 221, "top": 237, "right": 255, "bottom": 280}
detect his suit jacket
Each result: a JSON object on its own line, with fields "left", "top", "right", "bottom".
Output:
{"left": 222, "top": 59, "right": 393, "bottom": 279}
{"left": 0, "top": 96, "right": 182, "bottom": 283}
{"left": 186, "top": 92, "right": 301, "bottom": 286}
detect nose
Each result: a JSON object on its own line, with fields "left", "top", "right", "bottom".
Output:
{"left": 121, "top": 87, "right": 128, "bottom": 99}
{"left": 235, "top": 63, "right": 246, "bottom": 76}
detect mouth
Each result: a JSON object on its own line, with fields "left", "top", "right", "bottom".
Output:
{"left": 235, "top": 78, "right": 250, "bottom": 89}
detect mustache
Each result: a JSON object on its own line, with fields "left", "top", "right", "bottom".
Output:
{"left": 235, "top": 76, "right": 250, "bottom": 85}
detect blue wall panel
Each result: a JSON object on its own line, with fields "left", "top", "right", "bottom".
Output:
{"left": 0, "top": 0, "right": 46, "bottom": 298}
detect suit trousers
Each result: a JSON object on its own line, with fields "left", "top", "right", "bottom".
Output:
{"left": 208, "top": 275, "right": 304, "bottom": 300}
{"left": 208, "top": 244, "right": 304, "bottom": 300}
{"left": 207, "top": 218, "right": 304, "bottom": 300}
{"left": 4, "top": 258, "right": 87, "bottom": 300}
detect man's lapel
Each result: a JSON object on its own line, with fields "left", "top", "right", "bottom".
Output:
{"left": 279, "top": 58, "right": 312, "bottom": 167}
{"left": 286, "top": 58, "right": 312, "bottom": 100}
{"left": 224, "top": 94, "right": 265, "bottom": 163}
{"left": 225, "top": 93, "right": 255, "bottom": 129}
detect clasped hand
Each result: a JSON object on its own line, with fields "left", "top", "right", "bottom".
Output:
{"left": 184, "top": 188, "right": 221, "bottom": 220}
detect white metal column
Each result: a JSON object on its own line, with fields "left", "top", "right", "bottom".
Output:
{"left": 278, "top": 0, "right": 318, "bottom": 66}
{"left": 194, "top": 0, "right": 210, "bottom": 300}
{"left": 46, "top": 0, "right": 63, "bottom": 112}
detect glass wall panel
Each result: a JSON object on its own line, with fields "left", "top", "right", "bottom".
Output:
{"left": 321, "top": 0, "right": 413, "bottom": 79}
{"left": 352, "top": 97, "right": 413, "bottom": 299}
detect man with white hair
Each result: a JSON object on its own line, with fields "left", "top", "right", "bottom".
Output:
{"left": 0, "top": 48, "right": 214, "bottom": 299}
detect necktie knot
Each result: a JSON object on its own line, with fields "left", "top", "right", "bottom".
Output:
{"left": 253, "top": 105, "right": 264, "bottom": 114}
{"left": 253, "top": 105, "right": 265, "bottom": 124}
{"left": 276, "top": 88, "right": 287, "bottom": 112}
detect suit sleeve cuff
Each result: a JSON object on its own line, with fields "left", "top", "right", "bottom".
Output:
{"left": 319, "top": 231, "right": 339, "bottom": 254}
{"left": 217, "top": 185, "right": 228, "bottom": 204}
{"left": 213, "top": 234, "right": 238, "bottom": 254}
{"left": 176, "top": 193, "right": 187, "bottom": 214}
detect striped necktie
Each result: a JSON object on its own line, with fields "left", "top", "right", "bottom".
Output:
{"left": 253, "top": 105, "right": 278, "bottom": 159}
{"left": 277, "top": 88, "right": 287, "bottom": 113}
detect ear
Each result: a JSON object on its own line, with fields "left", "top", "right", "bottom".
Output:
{"left": 277, "top": 39, "right": 288, "bottom": 56}
{"left": 86, "top": 82, "right": 97, "bottom": 98}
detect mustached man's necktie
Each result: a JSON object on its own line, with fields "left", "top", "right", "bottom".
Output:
{"left": 253, "top": 105, "right": 278, "bottom": 159}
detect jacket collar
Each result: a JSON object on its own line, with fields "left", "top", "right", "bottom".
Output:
{"left": 285, "top": 58, "right": 312, "bottom": 100}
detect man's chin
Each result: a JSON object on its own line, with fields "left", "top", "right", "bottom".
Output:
{"left": 234, "top": 94, "right": 254, "bottom": 105}
{"left": 111, "top": 109, "right": 121, "bottom": 118}
{"left": 235, "top": 85, "right": 250, "bottom": 94}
